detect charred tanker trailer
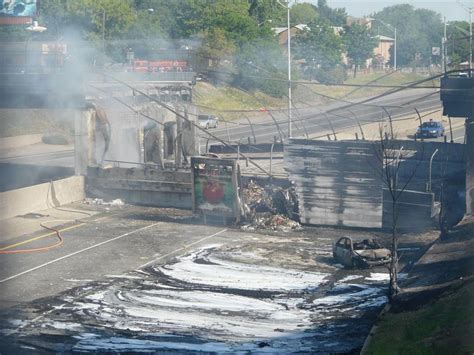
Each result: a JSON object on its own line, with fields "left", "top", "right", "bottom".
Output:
{"left": 82, "top": 85, "right": 202, "bottom": 210}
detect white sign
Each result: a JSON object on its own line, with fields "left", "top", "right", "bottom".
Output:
{"left": 432, "top": 47, "right": 441, "bottom": 56}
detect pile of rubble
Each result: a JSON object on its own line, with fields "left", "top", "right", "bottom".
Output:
{"left": 241, "top": 180, "right": 301, "bottom": 231}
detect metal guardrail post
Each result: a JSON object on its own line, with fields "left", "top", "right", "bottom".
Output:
{"left": 237, "top": 137, "right": 243, "bottom": 162}
{"left": 244, "top": 116, "right": 257, "bottom": 144}
{"left": 270, "top": 143, "right": 274, "bottom": 175}
{"left": 448, "top": 116, "right": 454, "bottom": 143}
{"left": 428, "top": 148, "right": 439, "bottom": 192}
{"left": 325, "top": 113, "right": 337, "bottom": 141}
{"left": 225, "top": 120, "right": 231, "bottom": 142}
{"left": 382, "top": 106, "right": 394, "bottom": 139}
{"left": 347, "top": 108, "right": 365, "bottom": 140}
{"left": 414, "top": 108, "right": 424, "bottom": 142}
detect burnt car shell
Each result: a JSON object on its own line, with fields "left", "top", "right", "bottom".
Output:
{"left": 333, "top": 237, "right": 391, "bottom": 268}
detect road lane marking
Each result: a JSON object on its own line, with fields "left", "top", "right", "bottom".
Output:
{"left": 136, "top": 228, "right": 228, "bottom": 270}
{"left": 0, "top": 221, "right": 162, "bottom": 284}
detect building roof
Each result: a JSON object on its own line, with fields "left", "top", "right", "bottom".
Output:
{"left": 273, "top": 27, "right": 287, "bottom": 35}
{"left": 272, "top": 24, "right": 309, "bottom": 35}
{"left": 376, "top": 35, "right": 394, "bottom": 42}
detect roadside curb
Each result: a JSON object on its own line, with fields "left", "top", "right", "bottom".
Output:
{"left": 0, "top": 134, "right": 43, "bottom": 150}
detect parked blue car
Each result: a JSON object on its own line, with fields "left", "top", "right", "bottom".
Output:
{"left": 416, "top": 120, "right": 445, "bottom": 138}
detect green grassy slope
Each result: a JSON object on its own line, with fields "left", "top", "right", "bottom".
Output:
{"left": 365, "top": 281, "right": 474, "bottom": 354}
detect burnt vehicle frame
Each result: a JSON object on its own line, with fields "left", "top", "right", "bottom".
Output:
{"left": 332, "top": 236, "right": 391, "bottom": 268}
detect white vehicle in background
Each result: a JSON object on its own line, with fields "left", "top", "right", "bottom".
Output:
{"left": 197, "top": 115, "right": 219, "bottom": 129}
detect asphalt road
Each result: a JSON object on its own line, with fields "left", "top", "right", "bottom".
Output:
{"left": 202, "top": 89, "right": 444, "bottom": 144}
{"left": 0, "top": 203, "right": 438, "bottom": 353}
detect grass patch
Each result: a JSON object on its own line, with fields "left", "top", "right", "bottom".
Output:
{"left": 194, "top": 82, "right": 282, "bottom": 112}
{"left": 303, "top": 71, "right": 435, "bottom": 101}
{"left": 0, "top": 109, "right": 74, "bottom": 138}
{"left": 365, "top": 281, "right": 474, "bottom": 354}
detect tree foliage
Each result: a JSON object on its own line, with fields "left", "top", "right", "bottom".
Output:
{"left": 292, "top": 19, "right": 344, "bottom": 83}
{"left": 317, "top": 0, "right": 347, "bottom": 26}
{"left": 446, "top": 21, "right": 471, "bottom": 67}
{"left": 3, "top": 0, "right": 358, "bottom": 95}
{"left": 195, "top": 28, "right": 235, "bottom": 70}
{"left": 290, "top": 3, "right": 319, "bottom": 25}
{"left": 372, "top": 4, "right": 443, "bottom": 66}
{"left": 248, "top": 0, "right": 286, "bottom": 27}
{"left": 343, "top": 23, "right": 379, "bottom": 77}
{"left": 233, "top": 37, "right": 288, "bottom": 97}
{"left": 293, "top": 20, "right": 343, "bottom": 67}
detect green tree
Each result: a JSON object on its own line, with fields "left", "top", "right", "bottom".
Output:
{"left": 248, "top": 0, "right": 286, "bottom": 27}
{"left": 37, "top": 0, "right": 70, "bottom": 38}
{"left": 343, "top": 23, "right": 379, "bottom": 77}
{"left": 293, "top": 19, "right": 344, "bottom": 83}
{"left": 125, "top": 8, "right": 162, "bottom": 40}
{"left": 290, "top": 2, "right": 319, "bottom": 25}
{"left": 233, "top": 37, "right": 287, "bottom": 97}
{"left": 195, "top": 28, "right": 235, "bottom": 70}
{"left": 446, "top": 21, "right": 470, "bottom": 68}
{"left": 200, "top": 1, "right": 263, "bottom": 46}
{"left": 373, "top": 4, "right": 443, "bottom": 67}
{"left": 317, "top": 0, "right": 347, "bottom": 26}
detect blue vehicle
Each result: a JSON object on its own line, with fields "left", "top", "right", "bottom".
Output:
{"left": 416, "top": 120, "right": 445, "bottom": 138}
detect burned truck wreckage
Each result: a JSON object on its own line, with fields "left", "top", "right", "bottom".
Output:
{"left": 82, "top": 94, "right": 465, "bottom": 234}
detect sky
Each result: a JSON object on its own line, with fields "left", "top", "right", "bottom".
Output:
{"left": 324, "top": 0, "right": 474, "bottom": 21}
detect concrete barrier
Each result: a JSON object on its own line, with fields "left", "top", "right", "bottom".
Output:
{"left": 0, "top": 134, "right": 43, "bottom": 150}
{"left": 0, "top": 176, "right": 85, "bottom": 220}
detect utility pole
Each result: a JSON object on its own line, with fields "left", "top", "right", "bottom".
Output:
{"left": 277, "top": 1, "right": 292, "bottom": 139}
{"left": 443, "top": 17, "right": 447, "bottom": 73}
{"left": 102, "top": 10, "right": 106, "bottom": 56}
{"left": 458, "top": 1, "right": 473, "bottom": 74}
{"left": 394, "top": 27, "right": 397, "bottom": 71}
{"left": 287, "top": 3, "right": 292, "bottom": 138}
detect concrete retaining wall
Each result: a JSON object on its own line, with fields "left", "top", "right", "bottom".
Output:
{"left": 0, "top": 176, "right": 85, "bottom": 220}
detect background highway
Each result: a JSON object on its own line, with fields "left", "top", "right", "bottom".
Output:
{"left": 201, "top": 88, "right": 446, "bottom": 144}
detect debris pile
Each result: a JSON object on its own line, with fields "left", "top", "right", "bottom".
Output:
{"left": 241, "top": 180, "right": 300, "bottom": 231}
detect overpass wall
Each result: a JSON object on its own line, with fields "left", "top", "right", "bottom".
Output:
{"left": 285, "top": 139, "right": 383, "bottom": 228}
{"left": 285, "top": 139, "right": 465, "bottom": 230}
